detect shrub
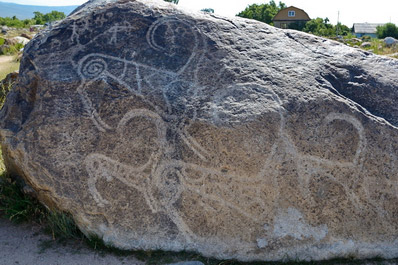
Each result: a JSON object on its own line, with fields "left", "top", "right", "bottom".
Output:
{"left": 0, "top": 42, "right": 24, "bottom": 55}
{"left": 0, "top": 171, "right": 82, "bottom": 240}
{"left": 377, "top": 23, "right": 398, "bottom": 39}
{"left": 0, "top": 16, "right": 25, "bottom": 28}
{"left": 237, "top": 1, "right": 286, "bottom": 25}
{"left": 0, "top": 80, "right": 12, "bottom": 106}
{"left": 0, "top": 173, "right": 47, "bottom": 223}
{"left": 361, "top": 35, "right": 372, "bottom": 42}
{"left": 0, "top": 11, "right": 66, "bottom": 28}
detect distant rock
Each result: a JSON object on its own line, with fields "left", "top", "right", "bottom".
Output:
{"left": 1, "top": 0, "right": 398, "bottom": 262}
{"left": 360, "top": 42, "right": 372, "bottom": 48}
{"left": 350, "top": 38, "right": 362, "bottom": 44}
{"left": 20, "top": 33, "right": 32, "bottom": 40}
{"left": 5, "top": 36, "right": 30, "bottom": 46}
{"left": 384, "top": 37, "right": 398, "bottom": 47}
{"left": 1, "top": 26, "right": 8, "bottom": 34}
{"left": 388, "top": 52, "right": 398, "bottom": 59}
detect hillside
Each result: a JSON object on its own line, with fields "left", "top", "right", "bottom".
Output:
{"left": 0, "top": 1, "right": 78, "bottom": 19}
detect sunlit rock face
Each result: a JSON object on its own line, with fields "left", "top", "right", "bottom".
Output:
{"left": 1, "top": 0, "right": 398, "bottom": 261}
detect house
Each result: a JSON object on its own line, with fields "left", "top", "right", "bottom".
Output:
{"left": 353, "top": 23, "right": 385, "bottom": 38}
{"left": 272, "top": 6, "right": 311, "bottom": 29}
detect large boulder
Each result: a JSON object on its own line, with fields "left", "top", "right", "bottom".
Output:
{"left": 1, "top": 0, "right": 398, "bottom": 261}
{"left": 384, "top": 37, "right": 398, "bottom": 47}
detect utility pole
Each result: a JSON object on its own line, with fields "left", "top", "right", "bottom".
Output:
{"left": 336, "top": 11, "right": 340, "bottom": 37}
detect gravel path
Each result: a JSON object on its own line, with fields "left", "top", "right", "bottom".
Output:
{"left": 2, "top": 218, "right": 398, "bottom": 265}
{"left": 0, "top": 218, "right": 144, "bottom": 265}
{"left": 0, "top": 56, "right": 13, "bottom": 64}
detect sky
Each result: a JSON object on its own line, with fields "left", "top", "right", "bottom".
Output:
{"left": 1, "top": 0, "right": 397, "bottom": 26}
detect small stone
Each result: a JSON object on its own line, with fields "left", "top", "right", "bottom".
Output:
{"left": 350, "top": 38, "right": 362, "bottom": 44}
{"left": 360, "top": 42, "right": 372, "bottom": 48}
{"left": 20, "top": 33, "right": 32, "bottom": 40}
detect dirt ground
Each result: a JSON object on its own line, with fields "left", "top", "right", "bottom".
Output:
{"left": 1, "top": 216, "right": 398, "bottom": 265}
{"left": 0, "top": 218, "right": 145, "bottom": 265}
{"left": 0, "top": 56, "right": 13, "bottom": 64}
{"left": 0, "top": 55, "right": 19, "bottom": 80}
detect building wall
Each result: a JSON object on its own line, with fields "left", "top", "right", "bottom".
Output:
{"left": 274, "top": 20, "right": 308, "bottom": 29}
{"left": 355, "top": 33, "right": 378, "bottom": 38}
{"left": 273, "top": 6, "right": 310, "bottom": 21}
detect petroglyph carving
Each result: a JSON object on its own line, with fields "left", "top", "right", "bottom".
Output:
{"left": 146, "top": 17, "right": 198, "bottom": 59}
{"left": 80, "top": 57, "right": 108, "bottom": 79}
{"left": 76, "top": 17, "right": 203, "bottom": 133}
{"left": 284, "top": 113, "right": 369, "bottom": 215}
{"left": 28, "top": 4, "right": 372, "bottom": 254}
{"left": 75, "top": 14, "right": 370, "bottom": 241}
{"left": 108, "top": 22, "right": 131, "bottom": 44}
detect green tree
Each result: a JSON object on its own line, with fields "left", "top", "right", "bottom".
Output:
{"left": 43, "top": 11, "right": 66, "bottom": 23}
{"left": 303, "top": 17, "right": 336, "bottom": 37}
{"left": 23, "top": 19, "right": 34, "bottom": 26}
{"left": 0, "top": 16, "right": 25, "bottom": 28}
{"left": 33, "top": 11, "right": 44, "bottom": 24}
{"left": 201, "top": 8, "right": 214, "bottom": 13}
{"left": 33, "top": 11, "right": 66, "bottom": 25}
{"left": 377, "top": 23, "right": 398, "bottom": 39}
{"left": 237, "top": 0, "right": 286, "bottom": 25}
{"left": 164, "top": 0, "right": 179, "bottom": 4}
{"left": 336, "top": 22, "right": 350, "bottom": 36}
{"left": 0, "top": 11, "right": 65, "bottom": 28}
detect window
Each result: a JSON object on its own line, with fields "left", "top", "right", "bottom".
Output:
{"left": 288, "top": 10, "right": 295, "bottom": 17}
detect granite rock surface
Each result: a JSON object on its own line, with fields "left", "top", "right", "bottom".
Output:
{"left": 1, "top": 0, "right": 398, "bottom": 261}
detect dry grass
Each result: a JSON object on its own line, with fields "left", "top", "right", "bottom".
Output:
{"left": 0, "top": 55, "right": 19, "bottom": 80}
{"left": 0, "top": 29, "right": 34, "bottom": 39}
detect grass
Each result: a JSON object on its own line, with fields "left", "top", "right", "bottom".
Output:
{"left": 0, "top": 28, "right": 34, "bottom": 39}
{"left": 360, "top": 38, "right": 398, "bottom": 56}
{"left": 0, "top": 42, "right": 24, "bottom": 56}
{"left": 0, "top": 156, "right": 80, "bottom": 240}
{"left": 340, "top": 35, "right": 398, "bottom": 57}
{"left": 0, "top": 33, "right": 25, "bottom": 56}
{"left": 0, "top": 75, "right": 14, "bottom": 105}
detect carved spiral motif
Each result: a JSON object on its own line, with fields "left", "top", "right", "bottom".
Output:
{"left": 81, "top": 58, "right": 107, "bottom": 79}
